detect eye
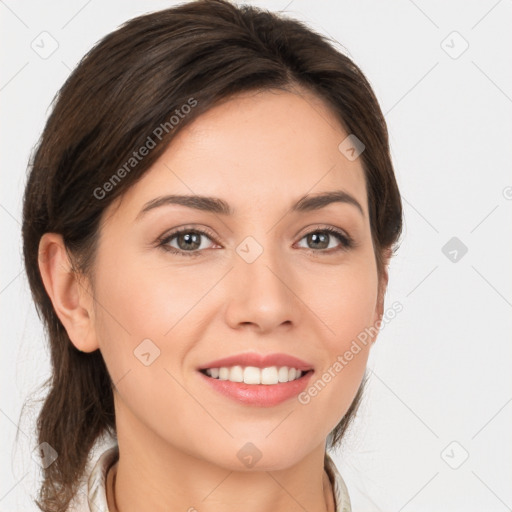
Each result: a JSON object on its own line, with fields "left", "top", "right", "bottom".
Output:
{"left": 296, "top": 226, "right": 354, "bottom": 253}
{"left": 157, "top": 227, "right": 218, "bottom": 257}
{"left": 157, "top": 225, "right": 354, "bottom": 258}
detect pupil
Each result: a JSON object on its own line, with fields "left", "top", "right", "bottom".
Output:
{"left": 180, "top": 232, "right": 200, "bottom": 250}
{"left": 309, "top": 232, "right": 328, "bottom": 249}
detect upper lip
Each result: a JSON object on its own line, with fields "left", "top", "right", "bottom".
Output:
{"left": 198, "top": 352, "right": 314, "bottom": 371}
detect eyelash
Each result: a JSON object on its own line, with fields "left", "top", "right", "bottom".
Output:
{"left": 156, "top": 225, "right": 355, "bottom": 258}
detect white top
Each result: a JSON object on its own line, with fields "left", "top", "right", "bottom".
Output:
{"left": 73, "top": 444, "right": 351, "bottom": 511}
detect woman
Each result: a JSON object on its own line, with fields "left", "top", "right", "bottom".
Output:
{"left": 22, "top": 0, "right": 403, "bottom": 510}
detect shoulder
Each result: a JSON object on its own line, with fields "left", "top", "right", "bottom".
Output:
{"left": 324, "top": 451, "right": 352, "bottom": 512}
{"left": 65, "top": 443, "right": 119, "bottom": 512}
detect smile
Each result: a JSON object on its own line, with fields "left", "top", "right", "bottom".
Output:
{"left": 198, "top": 367, "right": 314, "bottom": 407}
{"left": 200, "top": 365, "right": 307, "bottom": 385}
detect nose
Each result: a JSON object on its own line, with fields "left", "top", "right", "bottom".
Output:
{"left": 223, "top": 238, "right": 301, "bottom": 334}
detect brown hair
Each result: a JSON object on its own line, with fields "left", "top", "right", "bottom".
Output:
{"left": 21, "top": 0, "right": 402, "bottom": 510}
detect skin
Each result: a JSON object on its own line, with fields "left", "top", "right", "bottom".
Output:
{"left": 39, "top": 87, "right": 389, "bottom": 512}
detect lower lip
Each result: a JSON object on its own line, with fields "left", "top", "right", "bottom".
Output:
{"left": 198, "top": 370, "right": 314, "bottom": 407}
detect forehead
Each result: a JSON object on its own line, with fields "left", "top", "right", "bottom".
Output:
{"left": 107, "top": 88, "right": 368, "bottom": 222}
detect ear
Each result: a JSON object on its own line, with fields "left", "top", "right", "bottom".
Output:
{"left": 38, "top": 233, "right": 99, "bottom": 353}
{"left": 372, "top": 247, "right": 392, "bottom": 341}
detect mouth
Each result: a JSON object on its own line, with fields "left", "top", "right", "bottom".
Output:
{"left": 196, "top": 352, "right": 315, "bottom": 406}
{"left": 198, "top": 366, "right": 314, "bottom": 385}
{"left": 197, "top": 361, "right": 314, "bottom": 407}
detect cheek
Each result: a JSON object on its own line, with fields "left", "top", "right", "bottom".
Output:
{"left": 91, "top": 248, "right": 220, "bottom": 411}
{"left": 304, "top": 252, "right": 379, "bottom": 351}
{"left": 90, "top": 256, "right": 209, "bottom": 439}
{"left": 93, "top": 249, "right": 210, "bottom": 348}
{"left": 294, "top": 253, "right": 378, "bottom": 428}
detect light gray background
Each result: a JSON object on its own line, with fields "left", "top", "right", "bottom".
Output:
{"left": 1, "top": 1, "right": 511, "bottom": 511}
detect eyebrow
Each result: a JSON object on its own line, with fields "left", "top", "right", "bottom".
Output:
{"left": 135, "top": 190, "right": 364, "bottom": 221}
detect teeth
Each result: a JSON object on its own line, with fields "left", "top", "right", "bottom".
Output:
{"left": 204, "top": 366, "right": 304, "bottom": 385}
{"left": 230, "top": 365, "right": 244, "bottom": 383}
{"left": 278, "top": 366, "right": 289, "bottom": 382}
{"left": 243, "top": 366, "right": 261, "bottom": 384}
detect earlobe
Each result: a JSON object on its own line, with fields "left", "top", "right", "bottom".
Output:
{"left": 38, "top": 233, "right": 99, "bottom": 353}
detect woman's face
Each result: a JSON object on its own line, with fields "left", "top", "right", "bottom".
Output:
{"left": 90, "top": 88, "right": 383, "bottom": 470}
